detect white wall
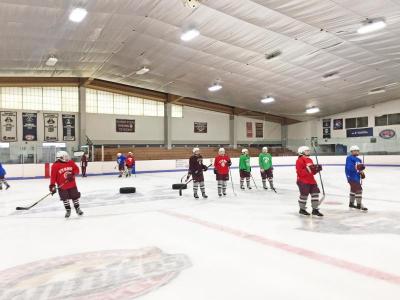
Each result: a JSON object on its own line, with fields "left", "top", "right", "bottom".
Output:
{"left": 171, "top": 106, "right": 230, "bottom": 143}
{"left": 287, "top": 99, "right": 400, "bottom": 152}
{"left": 237, "top": 116, "right": 281, "bottom": 143}
{"left": 86, "top": 113, "right": 164, "bottom": 144}
{"left": 4, "top": 155, "right": 400, "bottom": 179}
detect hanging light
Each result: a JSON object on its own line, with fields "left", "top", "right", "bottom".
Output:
{"left": 181, "top": 29, "right": 200, "bottom": 41}
{"left": 208, "top": 83, "right": 222, "bottom": 92}
{"left": 357, "top": 19, "right": 386, "bottom": 34}
{"left": 306, "top": 107, "right": 320, "bottom": 114}
{"left": 260, "top": 96, "right": 275, "bottom": 104}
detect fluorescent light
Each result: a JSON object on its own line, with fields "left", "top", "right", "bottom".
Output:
{"left": 306, "top": 107, "right": 320, "bottom": 114}
{"left": 46, "top": 56, "right": 58, "bottom": 66}
{"left": 368, "top": 88, "right": 386, "bottom": 95}
{"left": 69, "top": 8, "right": 87, "bottom": 23}
{"left": 136, "top": 67, "right": 150, "bottom": 75}
{"left": 357, "top": 19, "right": 386, "bottom": 34}
{"left": 208, "top": 84, "right": 222, "bottom": 92}
{"left": 181, "top": 29, "right": 200, "bottom": 41}
{"left": 385, "top": 82, "right": 399, "bottom": 88}
{"left": 261, "top": 96, "right": 275, "bottom": 104}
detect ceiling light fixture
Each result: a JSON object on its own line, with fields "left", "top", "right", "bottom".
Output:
{"left": 261, "top": 96, "right": 275, "bottom": 104}
{"left": 208, "top": 83, "right": 222, "bottom": 92}
{"left": 135, "top": 67, "right": 150, "bottom": 75}
{"left": 357, "top": 19, "right": 386, "bottom": 34}
{"left": 306, "top": 107, "right": 320, "bottom": 114}
{"left": 46, "top": 56, "right": 58, "bottom": 66}
{"left": 368, "top": 87, "right": 386, "bottom": 95}
{"left": 69, "top": 8, "right": 88, "bottom": 23}
{"left": 181, "top": 29, "right": 200, "bottom": 41}
{"left": 322, "top": 71, "right": 340, "bottom": 82}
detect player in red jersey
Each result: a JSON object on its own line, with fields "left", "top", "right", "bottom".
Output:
{"left": 214, "top": 148, "right": 232, "bottom": 197}
{"left": 296, "top": 146, "right": 323, "bottom": 217}
{"left": 50, "top": 151, "right": 83, "bottom": 218}
{"left": 126, "top": 152, "right": 135, "bottom": 177}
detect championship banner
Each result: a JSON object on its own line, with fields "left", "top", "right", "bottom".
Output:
{"left": 62, "top": 114, "right": 76, "bottom": 141}
{"left": 194, "top": 122, "right": 207, "bottom": 133}
{"left": 44, "top": 113, "right": 58, "bottom": 142}
{"left": 246, "top": 122, "right": 253, "bottom": 138}
{"left": 346, "top": 127, "right": 373, "bottom": 138}
{"left": 255, "top": 122, "right": 263, "bottom": 138}
{"left": 22, "top": 112, "right": 37, "bottom": 141}
{"left": 116, "top": 119, "right": 135, "bottom": 132}
{"left": 0, "top": 111, "right": 17, "bottom": 142}
{"left": 322, "top": 118, "right": 331, "bottom": 139}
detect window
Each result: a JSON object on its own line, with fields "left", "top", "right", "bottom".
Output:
{"left": 388, "top": 113, "right": 400, "bottom": 125}
{"left": 345, "top": 117, "right": 368, "bottom": 129}
{"left": 113, "top": 94, "right": 129, "bottom": 115}
{"left": 43, "top": 87, "right": 62, "bottom": 111}
{"left": 23, "top": 87, "right": 43, "bottom": 110}
{"left": 172, "top": 104, "right": 183, "bottom": 118}
{"left": 1, "top": 87, "right": 23, "bottom": 109}
{"left": 375, "top": 115, "right": 388, "bottom": 126}
{"left": 86, "top": 89, "right": 98, "bottom": 113}
{"left": 157, "top": 102, "right": 164, "bottom": 117}
{"left": 129, "top": 97, "right": 143, "bottom": 116}
{"left": 97, "top": 90, "right": 114, "bottom": 114}
{"left": 61, "top": 87, "right": 79, "bottom": 112}
{"left": 143, "top": 99, "right": 158, "bottom": 116}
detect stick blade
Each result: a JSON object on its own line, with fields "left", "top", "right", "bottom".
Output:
{"left": 16, "top": 207, "right": 29, "bottom": 210}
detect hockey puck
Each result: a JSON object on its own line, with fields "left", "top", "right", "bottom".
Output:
{"left": 120, "top": 187, "right": 136, "bottom": 194}
{"left": 172, "top": 183, "right": 187, "bottom": 190}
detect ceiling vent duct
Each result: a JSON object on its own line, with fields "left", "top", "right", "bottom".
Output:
{"left": 322, "top": 71, "right": 340, "bottom": 81}
{"left": 368, "top": 87, "right": 386, "bottom": 95}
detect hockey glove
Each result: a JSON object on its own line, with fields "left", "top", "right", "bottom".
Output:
{"left": 310, "top": 164, "right": 322, "bottom": 174}
{"left": 202, "top": 165, "right": 208, "bottom": 171}
{"left": 49, "top": 184, "right": 57, "bottom": 195}
{"left": 360, "top": 171, "right": 366, "bottom": 179}
{"left": 227, "top": 160, "right": 232, "bottom": 167}
{"left": 356, "top": 163, "right": 365, "bottom": 171}
{"left": 214, "top": 169, "right": 218, "bottom": 175}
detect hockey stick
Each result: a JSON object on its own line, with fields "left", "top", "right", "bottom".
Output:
{"left": 229, "top": 169, "right": 237, "bottom": 196}
{"left": 312, "top": 146, "right": 325, "bottom": 204}
{"left": 16, "top": 182, "right": 66, "bottom": 210}
{"left": 250, "top": 173, "right": 258, "bottom": 189}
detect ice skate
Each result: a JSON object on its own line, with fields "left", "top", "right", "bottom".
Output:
{"left": 299, "top": 209, "right": 310, "bottom": 216}
{"left": 65, "top": 209, "right": 71, "bottom": 218}
{"left": 312, "top": 209, "right": 324, "bottom": 217}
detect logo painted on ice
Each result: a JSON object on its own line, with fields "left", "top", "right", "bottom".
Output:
{"left": 379, "top": 129, "right": 396, "bottom": 139}
{"left": 0, "top": 247, "right": 191, "bottom": 299}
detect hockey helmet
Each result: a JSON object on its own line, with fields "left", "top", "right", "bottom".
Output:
{"left": 218, "top": 148, "right": 225, "bottom": 155}
{"left": 298, "top": 146, "right": 310, "bottom": 155}
{"left": 262, "top": 146, "right": 268, "bottom": 153}
{"left": 349, "top": 145, "right": 360, "bottom": 152}
{"left": 193, "top": 147, "right": 200, "bottom": 154}
{"left": 56, "top": 150, "right": 69, "bottom": 162}
{"left": 242, "top": 148, "right": 249, "bottom": 154}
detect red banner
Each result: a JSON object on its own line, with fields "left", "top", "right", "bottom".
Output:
{"left": 246, "top": 122, "right": 253, "bottom": 138}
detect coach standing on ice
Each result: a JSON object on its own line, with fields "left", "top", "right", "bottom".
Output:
{"left": 345, "top": 145, "right": 367, "bottom": 211}
{"left": 80, "top": 153, "right": 88, "bottom": 177}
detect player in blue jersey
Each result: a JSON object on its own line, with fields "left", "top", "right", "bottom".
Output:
{"left": 345, "top": 145, "right": 367, "bottom": 211}
{"left": 116, "top": 153, "right": 127, "bottom": 178}
{"left": 0, "top": 163, "right": 10, "bottom": 190}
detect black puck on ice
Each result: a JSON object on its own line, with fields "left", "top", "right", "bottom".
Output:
{"left": 172, "top": 183, "right": 187, "bottom": 190}
{"left": 120, "top": 187, "right": 136, "bottom": 194}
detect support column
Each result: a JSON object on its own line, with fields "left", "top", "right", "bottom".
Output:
{"left": 281, "top": 124, "right": 288, "bottom": 148}
{"left": 230, "top": 114, "right": 238, "bottom": 149}
{"left": 164, "top": 101, "right": 172, "bottom": 149}
{"left": 101, "top": 145, "right": 105, "bottom": 162}
{"left": 78, "top": 85, "right": 87, "bottom": 147}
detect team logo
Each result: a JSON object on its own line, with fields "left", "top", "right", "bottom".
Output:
{"left": 24, "top": 134, "right": 35, "bottom": 141}
{"left": 0, "top": 247, "right": 191, "bottom": 299}
{"left": 379, "top": 129, "right": 395, "bottom": 139}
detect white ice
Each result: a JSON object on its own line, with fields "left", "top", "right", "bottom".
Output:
{"left": 1, "top": 165, "right": 400, "bottom": 300}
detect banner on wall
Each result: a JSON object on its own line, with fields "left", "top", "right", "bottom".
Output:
{"left": 43, "top": 113, "right": 58, "bottom": 142}
{"left": 246, "top": 122, "right": 253, "bottom": 138}
{"left": 22, "top": 112, "right": 37, "bottom": 141}
{"left": 346, "top": 127, "right": 373, "bottom": 138}
{"left": 116, "top": 119, "right": 135, "bottom": 132}
{"left": 62, "top": 114, "right": 75, "bottom": 141}
{"left": 322, "top": 118, "right": 331, "bottom": 139}
{"left": 0, "top": 111, "right": 17, "bottom": 142}
{"left": 255, "top": 122, "right": 263, "bottom": 138}
{"left": 194, "top": 122, "right": 207, "bottom": 133}
{"left": 333, "top": 118, "right": 343, "bottom": 130}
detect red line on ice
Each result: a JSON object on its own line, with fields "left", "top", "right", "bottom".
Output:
{"left": 160, "top": 210, "right": 400, "bottom": 285}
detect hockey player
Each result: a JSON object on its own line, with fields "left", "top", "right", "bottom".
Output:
{"left": 0, "top": 163, "right": 10, "bottom": 190}
{"left": 80, "top": 153, "right": 88, "bottom": 177}
{"left": 296, "top": 146, "right": 323, "bottom": 217}
{"left": 49, "top": 151, "right": 83, "bottom": 218}
{"left": 126, "top": 152, "right": 135, "bottom": 177}
{"left": 345, "top": 145, "right": 367, "bottom": 211}
{"left": 188, "top": 147, "right": 208, "bottom": 199}
{"left": 239, "top": 149, "right": 252, "bottom": 190}
{"left": 259, "top": 147, "right": 275, "bottom": 190}
{"left": 116, "top": 153, "right": 126, "bottom": 178}
{"left": 214, "top": 148, "right": 232, "bottom": 197}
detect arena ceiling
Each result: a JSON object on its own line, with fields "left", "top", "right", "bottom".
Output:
{"left": 0, "top": 0, "right": 400, "bottom": 120}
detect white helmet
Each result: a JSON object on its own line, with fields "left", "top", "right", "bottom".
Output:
{"left": 262, "top": 146, "right": 268, "bottom": 153}
{"left": 218, "top": 148, "right": 225, "bottom": 155}
{"left": 193, "top": 147, "right": 200, "bottom": 153}
{"left": 242, "top": 148, "right": 248, "bottom": 154}
{"left": 56, "top": 150, "right": 69, "bottom": 162}
{"left": 298, "top": 146, "right": 310, "bottom": 155}
{"left": 117, "top": 153, "right": 122, "bottom": 157}
{"left": 128, "top": 151, "right": 132, "bottom": 155}
{"left": 350, "top": 145, "right": 360, "bottom": 152}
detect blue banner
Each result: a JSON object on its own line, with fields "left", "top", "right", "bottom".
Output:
{"left": 346, "top": 127, "right": 373, "bottom": 137}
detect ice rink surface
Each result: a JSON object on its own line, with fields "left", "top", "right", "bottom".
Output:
{"left": 1, "top": 165, "right": 400, "bottom": 300}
